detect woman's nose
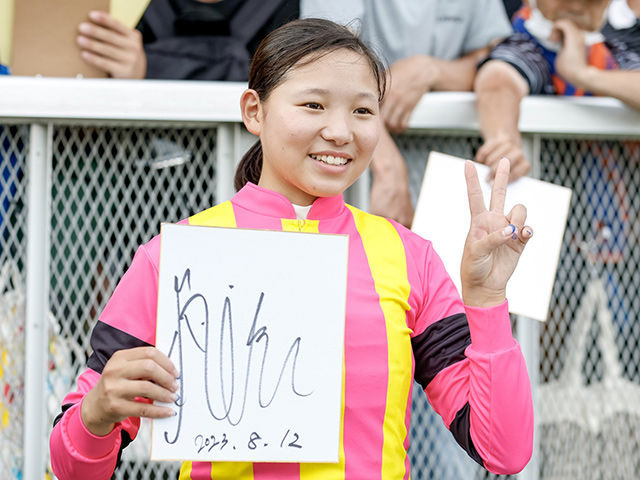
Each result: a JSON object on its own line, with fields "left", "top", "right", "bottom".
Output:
{"left": 321, "top": 114, "right": 354, "bottom": 145}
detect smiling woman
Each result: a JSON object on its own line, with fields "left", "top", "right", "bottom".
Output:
{"left": 241, "top": 49, "right": 381, "bottom": 205}
{"left": 50, "top": 17, "right": 534, "bottom": 480}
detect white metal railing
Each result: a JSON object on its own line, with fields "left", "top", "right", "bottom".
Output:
{"left": 2, "top": 76, "right": 640, "bottom": 480}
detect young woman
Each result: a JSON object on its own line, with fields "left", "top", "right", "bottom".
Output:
{"left": 50, "top": 18, "right": 534, "bottom": 480}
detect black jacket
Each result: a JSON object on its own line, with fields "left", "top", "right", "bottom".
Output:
{"left": 137, "top": 0, "right": 299, "bottom": 80}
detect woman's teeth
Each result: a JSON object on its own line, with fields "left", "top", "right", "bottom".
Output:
{"left": 310, "top": 154, "right": 348, "bottom": 166}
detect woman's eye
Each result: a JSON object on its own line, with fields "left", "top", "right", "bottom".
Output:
{"left": 304, "top": 103, "right": 323, "bottom": 110}
{"left": 354, "top": 107, "right": 374, "bottom": 115}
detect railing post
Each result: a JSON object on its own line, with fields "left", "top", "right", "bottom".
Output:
{"left": 23, "top": 123, "right": 52, "bottom": 479}
{"left": 516, "top": 134, "right": 541, "bottom": 480}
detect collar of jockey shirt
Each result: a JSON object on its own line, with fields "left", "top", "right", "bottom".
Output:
{"left": 525, "top": 6, "right": 606, "bottom": 52}
{"left": 292, "top": 203, "right": 312, "bottom": 220}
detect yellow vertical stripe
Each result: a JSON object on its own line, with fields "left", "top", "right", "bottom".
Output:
{"left": 299, "top": 361, "right": 347, "bottom": 480}
{"left": 282, "top": 217, "right": 346, "bottom": 480}
{"left": 187, "top": 201, "right": 257, "bottom": 479}
{"left": 189, "top": 201, "right": 237, "bottom": 228}
{"left": 210, "top": 463, "right": 254, "bottom": 479}
{"left": 347, "top": 206, "right": 413, "bottom": 479}
{"left": 179, "top": 461, "right": 192, "bottom": 479}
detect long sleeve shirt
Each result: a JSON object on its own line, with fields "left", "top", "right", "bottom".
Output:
{"left": 50, "top": 182, "right": 533, "bottom": 479}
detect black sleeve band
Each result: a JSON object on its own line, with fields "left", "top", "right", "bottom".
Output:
{"left": 412, "top": 313, "right": 471, "bottom": 389}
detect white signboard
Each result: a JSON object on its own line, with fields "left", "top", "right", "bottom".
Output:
{"left": 412, "top": 152, "right": 572, "bottom": 322}
{"left": 152, "top": 224, "right": 349, "bottom": 463}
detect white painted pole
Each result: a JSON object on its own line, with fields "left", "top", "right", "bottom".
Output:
{"left": 23, "top": 123, "right": 52, "bottom": 479}
{"left": 516, "top": 134, "right": 541, "bottom": 480}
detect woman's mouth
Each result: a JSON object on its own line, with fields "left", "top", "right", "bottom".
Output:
{"left": 309, "top": 154, "right": 350, "bottom": 166}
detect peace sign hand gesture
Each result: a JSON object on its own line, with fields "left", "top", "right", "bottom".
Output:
{"left": 460, "top": 158, "right": 533, "bottom": 308}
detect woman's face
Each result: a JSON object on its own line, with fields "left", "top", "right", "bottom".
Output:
{"left": 538, "top": 0, "right": 610, "bottom": 31}
{"left": 248, "top": 49, "right": 381, "bottom": 206}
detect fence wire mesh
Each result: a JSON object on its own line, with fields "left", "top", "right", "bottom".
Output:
{"left": 537, "top": 137, "right": 640, "bottom": 480}
{"left": 0, "top": 124, "right": 28, "bottom": 480}
{"left": 400, "top": 133, "right": 514, "bottom": 480}
{"left": 2, "top": 123, "right": 639, "bottom": 480}
{"left": 48, "top": 124, "right": 218, "bottom": 479}
{"left": 400, "top": 133, "right": 640, "bottom": 480}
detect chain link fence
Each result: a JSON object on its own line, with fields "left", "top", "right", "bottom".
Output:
{"left": 401, "top": 132, "right": 640, "bottom": 480}
{"left": 1, "top": 120, "right": 639, "bottom": 479}
{"left": 0, "top": 124, "right": 29, "bottom": 480}
{"left": 50, "top": 124, "right": 219, "bottom": 480}
{"left": 401, "top": 133, "right": 516, "bottom": 480}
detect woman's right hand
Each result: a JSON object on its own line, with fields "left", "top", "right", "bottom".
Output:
{"left": 81, "top": 346, "right": 179, "bottom": 436}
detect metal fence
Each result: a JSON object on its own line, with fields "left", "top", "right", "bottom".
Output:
{"left": 0, "top": 124, "right": 28, "bottom": 480}
{"left": 1, "top": 78, "right": 640, "bottom": 480}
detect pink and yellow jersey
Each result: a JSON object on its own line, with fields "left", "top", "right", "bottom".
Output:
{"left": 50, "top": 183, "right": 533, "bottom": 480}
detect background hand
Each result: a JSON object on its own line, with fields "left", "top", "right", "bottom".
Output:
{"left": 475, "top": 134, "right": 530, "bottom": 183}
{"left": 460, "top": 158, "right": 533, "bottom": 307}
{"left": 551, "top": 19, "right": 589, "bottom": 88}
{"left": 77, "top": 11, "right": 147, "bottom": 79}
{"left": 81, "top": 346, "right": 179, "bottom": 436}
{"left": 383, "top": 55, "right": 438, "bottom": 133}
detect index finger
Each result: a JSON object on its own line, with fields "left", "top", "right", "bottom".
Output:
{"left": 88, "top": 10, "right": 131, "bottom": 35}
{"left": 489, "top": 157, "right": 510, "bottom": 213}
{"left": 120, "top": 346, "right": 180, "bottom": 378}
{"left": 464, "top": 160, "right": 486, "bottom": 217}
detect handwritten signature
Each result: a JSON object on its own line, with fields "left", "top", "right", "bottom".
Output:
{"left": 163, "top": 269, "right": 312, "bottom": 445}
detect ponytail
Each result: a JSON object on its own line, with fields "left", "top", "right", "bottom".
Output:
{"left": 234, "top": 140, "right": 263, "bottom": 191}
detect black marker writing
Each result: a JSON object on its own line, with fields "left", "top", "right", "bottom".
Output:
{"left": 162, "top": 268, "right": 313, "bottom": 445}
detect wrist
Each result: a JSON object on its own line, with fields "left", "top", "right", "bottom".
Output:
{"left": 486, "top": 130, "right": 522, "bottom": 147}
{"left": 81, "top": 394, "right": 116, "bottom": 437}
{"left": 573, "top": 65, "right": 600, "bottom": 92}
{"left": 420, "top": 55, "right": 441, "bottom": 92}
{"left": 462, "top": 286, "right": 506, "bottom": 308}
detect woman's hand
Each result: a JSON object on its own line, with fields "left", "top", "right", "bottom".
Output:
{"left": 460, "top": 158, "right": 533, "bottom": 307}
{"left": 81, "top": 346, "right": 179, "bottom": 436}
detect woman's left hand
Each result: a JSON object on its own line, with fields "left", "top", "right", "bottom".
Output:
{"left": 460, "top": 157, "right": 533, "bottom": 307}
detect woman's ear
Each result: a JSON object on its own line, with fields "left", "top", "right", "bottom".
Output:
{"left": 240, "top": 89, "right": 262, "bottom": 136}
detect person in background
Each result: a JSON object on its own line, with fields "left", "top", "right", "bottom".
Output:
{"left": 603, "top": 0, "right": 640, "bottom": 55}
{"left": 301, "top": 0, "right": 513, "bottom": 228}
{"left": 50, "top": 17, "right": 534, "bottom": 480}
{"left": 474, "top": 0, "right": 640, "bottom": 183}
{"left": 503, "top": 0, "right": 525, "bottom": 19}
{"left": 76, "top": 0, "right": 299, "bottom": 80}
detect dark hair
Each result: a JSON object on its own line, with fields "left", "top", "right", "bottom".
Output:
{"left": 234, "top": 17, "right": 387, "bottom": 192}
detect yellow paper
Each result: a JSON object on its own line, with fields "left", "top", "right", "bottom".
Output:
{"left": 0, "top": 0, "right": 14, "bottom": 66}
{"left": 110, "top": 0, "right": 151, "bottom": 28}
{"left": 0, "top": 0, "right": 150, "bottom": 67}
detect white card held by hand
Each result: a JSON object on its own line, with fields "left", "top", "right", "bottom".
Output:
{"left": 412, "top": 152, "right": 572, "bottom": 322}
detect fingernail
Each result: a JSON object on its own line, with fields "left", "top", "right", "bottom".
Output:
{"left": 172, "top": 381, "right": 179, "bottom": 391}
{"left": 525, "top": 228, "right": 533, "bottom": 237}
{"left": 171, "top": 392, "right": 179, "bottom": 402}
{"left": 89, "top": 10, "right": 100, "bottom": 20}
{"left": 503, "top": 224, "right": 516, "bottom": 237}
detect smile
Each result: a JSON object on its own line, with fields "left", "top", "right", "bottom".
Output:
{"left": 309, "top": 154, "right": 350, "bottom": 166}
